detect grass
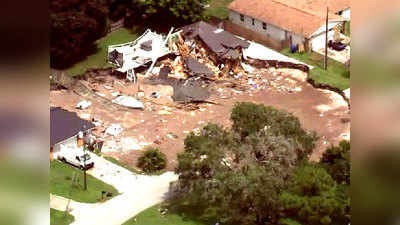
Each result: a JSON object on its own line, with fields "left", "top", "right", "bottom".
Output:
{"left": 204, "top": 0, "right": 234, "bottom": 19}
{"left": 65, "top": 28, "right": 143, "bottom": 76}
{"left": 50, "top": 209, "right": 75, "bottom": 225}
{"left": 50, "top": 160, "right": 119, "bottom": 203}
{"left": 122, "top": 204, "right": 209, "bottom": 225}
{"left": 103, "top": 156, "right": 164, "bottom": 176}
{"left": 281, "top": 48, "right": 350, "bottom": 90}
{"left": 344, "top": 21, "right": 350, "bottom": 36}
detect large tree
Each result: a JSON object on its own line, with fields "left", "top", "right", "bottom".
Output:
{"left": 109, "top": 0, "right": 210, "bottom": 29}
{"left": 168, "top": 103, "right": 318, "bottom": 225}
{"left": 50, "top": 0, "right": 108, "bottom": 69}
{"left": 279, "top": 163, "right": 350, "bottom": 225}
{"left": 320, "top": 140, "right": 350, "bottom": 185}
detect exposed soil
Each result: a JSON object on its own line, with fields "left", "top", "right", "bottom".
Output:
{"left": 50, "top": 67, "right": 350, "bottom": 171}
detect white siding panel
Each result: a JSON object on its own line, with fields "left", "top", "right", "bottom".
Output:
{"left": 229, "top": 10, "right": 289, "bottom": 41}
{"left": 310, "top": 21, "right": 341, "bottom": 38}
{"left": 53, "top": 135, "right": 77, "bottom": 154}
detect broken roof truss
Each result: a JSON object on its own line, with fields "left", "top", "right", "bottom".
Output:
{"left": 107, "top": 29, "right": 177, "bottom": 77}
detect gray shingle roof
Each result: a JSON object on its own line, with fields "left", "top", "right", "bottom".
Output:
{"left": 50, "top": 107, "right": 95, "bottom": 146}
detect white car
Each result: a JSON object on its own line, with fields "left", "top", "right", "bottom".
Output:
{"left": 57, "top": 146, "right": 94, "bottom": 170}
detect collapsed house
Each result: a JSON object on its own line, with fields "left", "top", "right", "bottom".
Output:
{"left": 102, "top": 22, "right": 314, "bottom": 104}
{"left": 181, "top": 21, "right": 250, "bottom": 76}
{"left": 107, "top": 29, "right": 174, "bottom": 81}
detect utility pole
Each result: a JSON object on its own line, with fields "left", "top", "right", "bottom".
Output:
{"left": 324, "top": 6, "right": 329, "bottom": 70}
{"left": 83, "top": 144, "right": 87, "bottom": 190}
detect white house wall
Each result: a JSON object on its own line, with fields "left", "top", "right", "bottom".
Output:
{"left": 53, "top": 135, "right": 77, "bottom": 153}
{"left": 310, "top": 21, "right": 341, "bottom": 38}
{"left": 230, "top": 10, "right": 285, "bottom": 41}
{"left": 229, "top": 10, "right": 305, "bottom": 45}
{"left": 311, "top": 30, "right": 335, "bottom": 51}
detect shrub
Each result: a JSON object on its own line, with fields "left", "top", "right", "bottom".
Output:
{"left": 137, "top": 147, "right": 167, "bottom": 173}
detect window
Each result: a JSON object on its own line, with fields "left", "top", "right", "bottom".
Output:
{"left": 262, "top": 22, "right": 267, "bottom": 30}
{"left": 252, "top": 18, "right": 255, "bottom": 25}
{"left": 240, "top": 14, "right": 244, "bottom": 22}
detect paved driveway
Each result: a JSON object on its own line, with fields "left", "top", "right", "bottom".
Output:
{"left": 50, "top": 153, "right": 178, "bottom": 225}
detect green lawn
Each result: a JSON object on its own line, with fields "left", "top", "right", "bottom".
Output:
{"left": 50, "top": 209, "right": 75, "bottom": 225}
{"left": 66, "top": 28, "right": 143, "bottom": 76}
{"left": 281, "top": 48, "right": 350, "bottom": 90}
{"left": 123, "top": 205, "right": 209, "bottom": 225}
{"left": 205, "top": 0, "right": 234, "bottom": 19}
{"left": 345, "top": 21, "right": 350, "bottom": 36}
{"left": 50, "top": 160, "right": 119, "bottom": 203}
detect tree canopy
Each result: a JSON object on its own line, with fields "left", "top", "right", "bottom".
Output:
{"left": 50, "top": 0, "right": 109, "bottom": 69}
{"left": 169, "top": 103, "right": 319, "bottom": 225}
{"left": 109, "top": 0, "right": 210, "bottom": 29}
{"left": 320, "top": 140, "right": 350, "bottom": 185}
{"left": 279, "top": 163, "right": 350, "bottom": 225}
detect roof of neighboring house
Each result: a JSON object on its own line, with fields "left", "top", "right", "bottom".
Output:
{"left": 50, "top": 107, "right": 95, "bottom": 146}
{"left": 228, "top": 0, "right": 348, "bottom": 37}
{"left": 181, "top": 21, "right": 250, "bottom": 59}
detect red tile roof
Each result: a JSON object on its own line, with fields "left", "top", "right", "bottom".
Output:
{"left": 228, "top": 0, "right": 348, "bottom": 37}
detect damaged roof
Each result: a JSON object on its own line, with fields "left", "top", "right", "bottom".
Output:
{"left": 172, "top": 78, "right": 210, "bottom": 103}
{"left": 50, "top": 107, "right": 95, "bottom": 146}
{"left": 182, "top": 21, "right": 250, "bottom": 59}
{"left": 184, "top": 57, "right": 214, "bottom": 77}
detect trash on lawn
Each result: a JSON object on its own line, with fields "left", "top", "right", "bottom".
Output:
{"left": 105, "top": 124, "right": 123, "bottom": 137}
{"left": 112, "top": 95, "right": 144, "bottom": 109}
{"left": 76, "top": 100, "right": 92, "bottom": 109}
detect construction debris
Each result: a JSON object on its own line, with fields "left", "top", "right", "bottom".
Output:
{"left": 241, "top": 62, "right": 255, "bottom": 73}
{"left": 343, "top": 88, "right": 350, "bottom": 100}
{"left": 107, "top": 29, "right": 174, "bottom": 75}
{"left": 181, "top": 21, "right": 250, "bottom": 62}
{"left": 76, "top": 100, "right": 92, "bottom": 109}
{"left": 105, "top": 124, "right": 123, "bottom": 137}
{"left": 112, "top": 96, "right": 144, "bottom": 109}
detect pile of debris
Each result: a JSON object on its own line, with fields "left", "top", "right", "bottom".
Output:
{"left": 58, "top": 21, "right": 315, "bottom": 113}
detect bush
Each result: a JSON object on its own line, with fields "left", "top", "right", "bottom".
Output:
{"left": 137, "top": 147, "right": 167, "bottom": 173}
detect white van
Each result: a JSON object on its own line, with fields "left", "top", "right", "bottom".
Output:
{"left": 57, "top": 146, "right": 94, "bottom": 170}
